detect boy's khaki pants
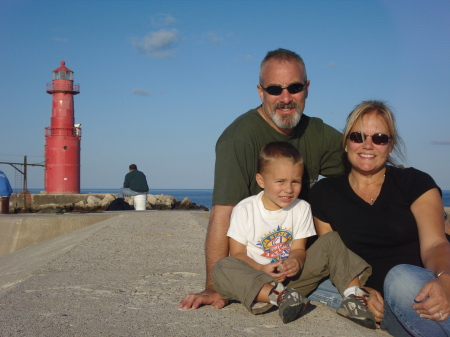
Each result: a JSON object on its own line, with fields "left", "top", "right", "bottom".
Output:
{"left": 212, "top": 232, "right": 371, "bottom": 313}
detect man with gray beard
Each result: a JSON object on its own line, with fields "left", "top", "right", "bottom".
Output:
{"left": 179, "top": 48, "right": 344, "bottom": 310}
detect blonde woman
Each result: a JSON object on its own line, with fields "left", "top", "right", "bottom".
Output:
{"left": 309, "top": 100, "right": 450, "bottom": 336}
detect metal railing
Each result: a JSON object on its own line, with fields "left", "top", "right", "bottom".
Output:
{"left": 46, "top": 82, "right": 80, "bottom": 93}
{"left": 45, "top": 127, "right": 82, "bottom": 137}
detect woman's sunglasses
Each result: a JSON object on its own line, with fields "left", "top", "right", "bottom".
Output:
{"left": 260, "top": 82, "right": 306, "bottom": 96}
{"left": 348, "top": 132, "right": 392, "bottom": 145}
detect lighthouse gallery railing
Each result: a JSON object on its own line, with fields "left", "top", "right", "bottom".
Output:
{"left": 45, "top": 127, "right": 82, "bottom": 137}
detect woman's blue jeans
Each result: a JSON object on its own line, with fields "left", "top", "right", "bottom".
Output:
{"left": 381, "top": 264, "right": 450, "bottom": 337}
{"left": 309, "top": 265, "right": 450, "bottom": 336}
{"left": 307, "top": 278, "right": 342, "bottom": 309}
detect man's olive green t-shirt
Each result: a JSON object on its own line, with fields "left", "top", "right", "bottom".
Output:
{"left": 212, "top": 108, "right": 344, "bottom": 205}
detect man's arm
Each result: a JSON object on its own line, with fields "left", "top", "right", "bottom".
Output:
{"left": 123, "top": 173, "right": 130, "bottom": 188}
{"left": 178, "top": 204, "right": 234, "bottom": 309}
{"left": 205, "top": 205, "right": 235, "bottom": 288}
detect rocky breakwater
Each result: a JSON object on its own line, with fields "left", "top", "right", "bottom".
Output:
{"left": 8, "top": 193, "right": 208, "bottom": 213}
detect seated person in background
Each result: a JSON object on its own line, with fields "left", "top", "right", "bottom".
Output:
{"left": 309, "top": 100, "right": 450, "bottom": 336}
{"left": 212, "top": 142, "right": 375, "bottom": 328}
{"left": 118, "top": 164, "right": 149, "bottom": 199}
{"left": 0, "top": 170, "right": 13, "bottom": 198}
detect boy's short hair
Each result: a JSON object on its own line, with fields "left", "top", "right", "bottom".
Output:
{"left": 258, "top": 142, "right": 304, "bottom": 174}
{"left": 129, "top": 164, "right": 137, "bottom": 170}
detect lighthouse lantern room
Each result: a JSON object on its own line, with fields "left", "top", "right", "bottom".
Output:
{"left": 44, "top": 61, "right": 81, "bottom": 194}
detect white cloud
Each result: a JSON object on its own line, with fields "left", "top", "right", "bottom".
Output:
{"left": 207, "top": 32, "right": 224, "bottom": 44}
{"left": 52, "top": 37, "right": 68, "bottom": 42}
{"left": 238, "top": 54, "right": 254, "bottom": 62}
{"left": 151, "top": 14, "right": 176, "bottom": 27}
{"left": 130, "top": 88, "right": 151, "bottom": 96}
{"left": 326, "top": 62, "right": 336, "bottom": 68}
{"left": 131, "top": 29, "right": 179, "bottom": 58}
{"left": 432, "top": 140, "right": 450, "bottom": 145}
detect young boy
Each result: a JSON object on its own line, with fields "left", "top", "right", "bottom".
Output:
{"left": 212, "top": 142, "right": 376, "bottom": 328}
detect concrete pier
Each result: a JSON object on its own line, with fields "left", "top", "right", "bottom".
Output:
{"left": 0, "top": 211, "right": 391, "bottom": 336}
{"left": 0, "top": 213, "right": 115, "bottom": 256}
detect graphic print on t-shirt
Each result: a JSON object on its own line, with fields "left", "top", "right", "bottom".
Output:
{"left": 258, "top": 226, "right": 292, "bottom": 263}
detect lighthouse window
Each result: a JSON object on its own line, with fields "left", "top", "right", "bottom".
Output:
{"left": 52, "top": 70, "right": 73, "bottom": 80}
{"left": 64, "top": 146, "right": 68, "bottom": 150}
{"left": 53, "top": 71, "right": 64, "bottom": 79}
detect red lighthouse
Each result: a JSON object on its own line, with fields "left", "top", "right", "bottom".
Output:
{"left": 44, "top": 61, "right": 81, "bottom": 194}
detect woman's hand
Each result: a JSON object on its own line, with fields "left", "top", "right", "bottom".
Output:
{"left": 364, "top": 287, "right": 384, "bottom": 324}
{"left": 412, "top": 274, "right": 450, "bottom": 321}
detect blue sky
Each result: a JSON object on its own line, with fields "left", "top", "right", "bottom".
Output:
{"left": 1, "top": 0, "right": 449, "bottom": 190}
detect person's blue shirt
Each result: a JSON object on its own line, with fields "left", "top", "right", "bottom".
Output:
{"left": 0, "top": 170, "right": 13, "bottom": 197}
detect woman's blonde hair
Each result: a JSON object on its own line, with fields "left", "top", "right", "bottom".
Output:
{"left": 342, "top": 100, "right": 406, "bottom": 170}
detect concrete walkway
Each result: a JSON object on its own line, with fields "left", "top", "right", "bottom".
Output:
{"left": 0, "top": 211, "right": 389, "bottom": 336}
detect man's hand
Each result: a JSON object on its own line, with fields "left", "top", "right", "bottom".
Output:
{"left": 179, "top": 206, "right": 234, "bottom": 310}
{"left": 179, "top": 289, "right": 228, "bottom": 310}
{"left": 364, "top": 287, "right": 384, "bottom": 325}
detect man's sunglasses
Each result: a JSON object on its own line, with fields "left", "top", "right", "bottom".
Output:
{"left": 260, "top": 82, "right": 306, "bottom": 96}
{"left": 348, "top": 132, "right": 392, "bottom": 145}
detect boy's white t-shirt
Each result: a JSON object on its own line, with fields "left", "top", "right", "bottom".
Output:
{"left": 227, "top": 191, "right": 316, "bottom": 265}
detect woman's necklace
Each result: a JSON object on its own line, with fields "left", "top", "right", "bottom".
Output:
{"left": 350, "top": 173, "right": 385, "bottom": 205}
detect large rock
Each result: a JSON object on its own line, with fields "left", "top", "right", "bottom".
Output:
{"left": 74, "top": 200, "right": 87, "bottom": 211}
{"left": 100, "top": 194, "right": 115, "bottom": 207}
{"left": 87, "top": 196, "right": 101, "bottom": 207}
{"left": 147, "top": 194, "right": 157, "bottom": 205}
{"left": 149, "top": 194, "right": 175, "bottom": 210}
{"left": 174, "top": 197, "right": 209, "bottom": 211}
{"left": 178, "top": 197, "right": 193, "bottom": 209}
{"left": 180, "top": 197, "right": 192, "bottom": 207}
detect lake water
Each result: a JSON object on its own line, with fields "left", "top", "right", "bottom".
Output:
{"left": 13, "top": 189, "right": 450, "bottom": 210}
{"left": 443, "top": 190, "right": 450, "bottom": 208}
